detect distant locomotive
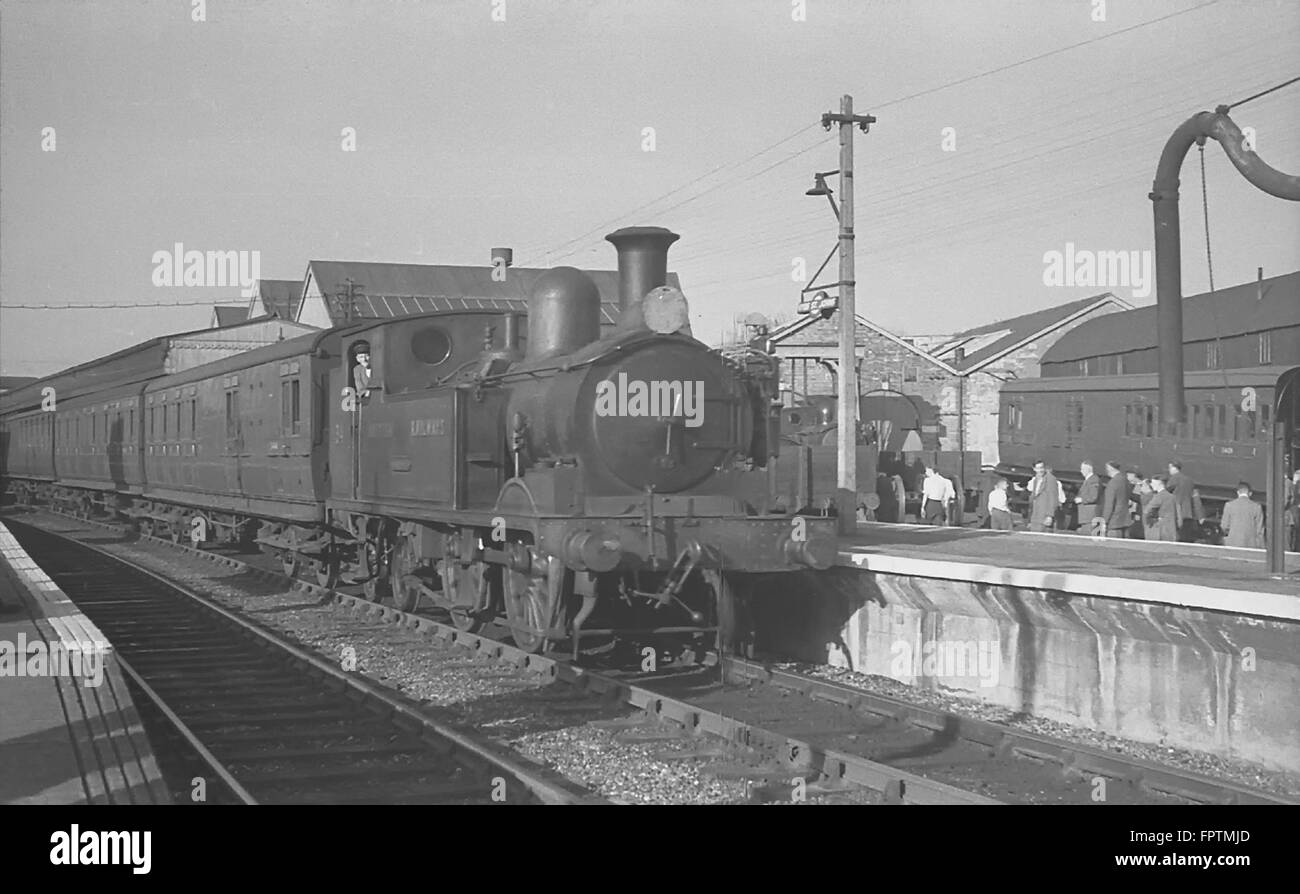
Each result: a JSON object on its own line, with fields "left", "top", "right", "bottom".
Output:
{"left": 0, "top": 227, "right": 837, "bottom": 656}
{"left": 997, "top": 365, "right": 1300, "bottom": 517}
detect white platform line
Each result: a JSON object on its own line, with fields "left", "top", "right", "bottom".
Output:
{"left": 837, "top": 549, "right": 1300, "bottom": 623}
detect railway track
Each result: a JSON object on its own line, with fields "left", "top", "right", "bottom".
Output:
{"left": 13, "top": 507, "right": 1297, "bottom": 805}
{"left": 5, "top": 519, "right": 596, "bottom": 805}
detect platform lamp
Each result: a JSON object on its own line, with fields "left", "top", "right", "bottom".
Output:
{"left": 805, "top": 171, "right": 841, "bottom": 219}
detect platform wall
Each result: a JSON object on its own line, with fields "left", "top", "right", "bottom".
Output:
{"left": 754, "top": 568, "right": 1300, "bottom": 773}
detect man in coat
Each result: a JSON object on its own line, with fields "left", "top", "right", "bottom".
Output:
{"left": 1144, "top": 475, "right": 1179, "bottom": 542}
{"left": 1166, "top": 460, "right": 1197, "bottom": 542}
{"left": 1028, "top": 460, "right": 1062, "bottom": 533}
{"left": 1221, "top": 482, "right": 1265, "bottom": 548}
{"left": 1100, "top": 461, "right": 1130, "bottom": 538}
{"left": 1075, "top": 461, "right": 1101, "bottom": 534}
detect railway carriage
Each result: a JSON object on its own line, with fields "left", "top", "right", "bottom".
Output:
{"left": 998, "top": 365, "right": 1300, "bottom": 515}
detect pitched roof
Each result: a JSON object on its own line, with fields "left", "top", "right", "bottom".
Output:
{"left": 303, "top": 260, "right": 680, "bottom": 327}
{"left": 255, "top": 279, "right": 305, "bottom": 320}
{"left": 1044, "top": 271, "right": 1300, "bottom": 363}
{"left": 0, "top": 375, "right": 39, "bottom": 393}
{"left": 933, "top": 293, "right": 1130, "bottom": 372}
{"left": 211, "top": 306, "right": 248, "bottom": 328}
{"left": 767, "top": 312, "right": 959, "bottom": 374}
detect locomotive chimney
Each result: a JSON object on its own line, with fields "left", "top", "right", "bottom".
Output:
{"left": 605, "top": 226, "right": 680, "bottom": 330}
{"left": 525, "top": 267, "right": 602, "bottom": 361}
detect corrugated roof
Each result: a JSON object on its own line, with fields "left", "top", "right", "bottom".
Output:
{"left": 256, "top": 279, "right": 305, "bottom": 320}
{"left": 304, "top": 260, "right": 679, "bottom": 327}
{"left": 937, "top": 293, "right": 1127, "bottom": 372}
{"left": 1044, "top": 271, "right": 1300, "bottom": 363}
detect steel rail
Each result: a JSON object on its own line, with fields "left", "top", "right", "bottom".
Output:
{"left": 722, "top": 657, "right": 1299, "bottom": 806}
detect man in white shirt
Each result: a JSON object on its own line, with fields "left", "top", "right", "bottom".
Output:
{"left": 921, "top": 465, "right": 955, "bottom": 526}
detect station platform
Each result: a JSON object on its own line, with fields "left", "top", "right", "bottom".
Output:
{"left": 753, "top": 522, "right": 1300, "bottom": 772}
{"left": 0, "top": 522, "right": 168, "bottom": 804}
{"left": 839, "top": 523, "right": 1300, "bottom": 620}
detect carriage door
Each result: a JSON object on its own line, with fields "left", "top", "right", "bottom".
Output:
{"left": 334, "top": 339, "right": 374, "bottom": 503}
{"left": 328, "top": 361, "right": 357, "bottom": 501}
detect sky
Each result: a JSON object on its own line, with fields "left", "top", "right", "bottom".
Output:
{"left": 1, "top": 0, "right": 1297, "bottom": 378}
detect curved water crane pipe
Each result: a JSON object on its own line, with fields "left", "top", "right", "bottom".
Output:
{"left": 1150, "top": 105, "right": 1300, "bottom": 425}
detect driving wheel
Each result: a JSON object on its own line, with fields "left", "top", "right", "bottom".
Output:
{"left": 503, "top": 557, "right": 565, "bottom": 653}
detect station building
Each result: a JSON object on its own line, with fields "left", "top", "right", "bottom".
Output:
{"left": 765, "top": 293, "right": 1129, "bottom": 466}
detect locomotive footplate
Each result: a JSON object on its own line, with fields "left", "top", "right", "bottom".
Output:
{"left": 525, "top": 513, "right": 839, "bottom": 576}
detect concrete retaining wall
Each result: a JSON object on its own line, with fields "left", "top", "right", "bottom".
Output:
{"left": 752, "top": 568, "right": 1300, "bottom": 773}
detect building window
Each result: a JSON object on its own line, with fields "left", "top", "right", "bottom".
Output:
{"left": 1205, "top": 342, "right": 1221, "bottom": 369}
{"left": 1259, "top": 332, "right": 1272, "bottom": 365}
{"left": 903, "top": 365, "right": 917, "bottom": 383}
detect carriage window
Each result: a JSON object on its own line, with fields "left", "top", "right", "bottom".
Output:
{"left": 1236, "top": 410, "right": 1256, "bottom": 441}
{"left": 162, "top": 402, "right": 170, "bottom": 439}
{"left": 1259, "top": 332, "right": 1272, "bottom": 365}
{"left": 282, "top": 379, "right": 301, "bottom": 435}
{"left": 1261, "top": 402, "right": 1270, "bottom": 435}
{"left": 410, "top": 326, "right": 452, "bottom": 366}
{"left": 225, "top": 390, "right": 239, "bottom": 439}
{"left": 129, "top": 409, "right": 135, "bottom": 442}
{"left": 189, "top": 400, "right": 197, "bottom": 438}
{"left": 1216, "top": 404, "right": 1226, "bottom": 440}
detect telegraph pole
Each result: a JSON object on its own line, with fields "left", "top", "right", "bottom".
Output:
{"left": 821, "top": 95, "right": 876, "bottom": 533}
{"left": 336, "top": 278, "right": 361, "bottom": 324}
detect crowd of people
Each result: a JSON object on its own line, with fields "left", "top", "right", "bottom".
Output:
{"left": 870, "top": 458, "right": 1300, "bottom": 550}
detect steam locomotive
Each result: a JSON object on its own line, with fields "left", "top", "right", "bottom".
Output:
{"left": 0, "top": 227, "right": 837, "bottom": 656}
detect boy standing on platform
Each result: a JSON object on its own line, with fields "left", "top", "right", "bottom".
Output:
{"left": 988, "top": 478, "right": 1013, "bottom": 530}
